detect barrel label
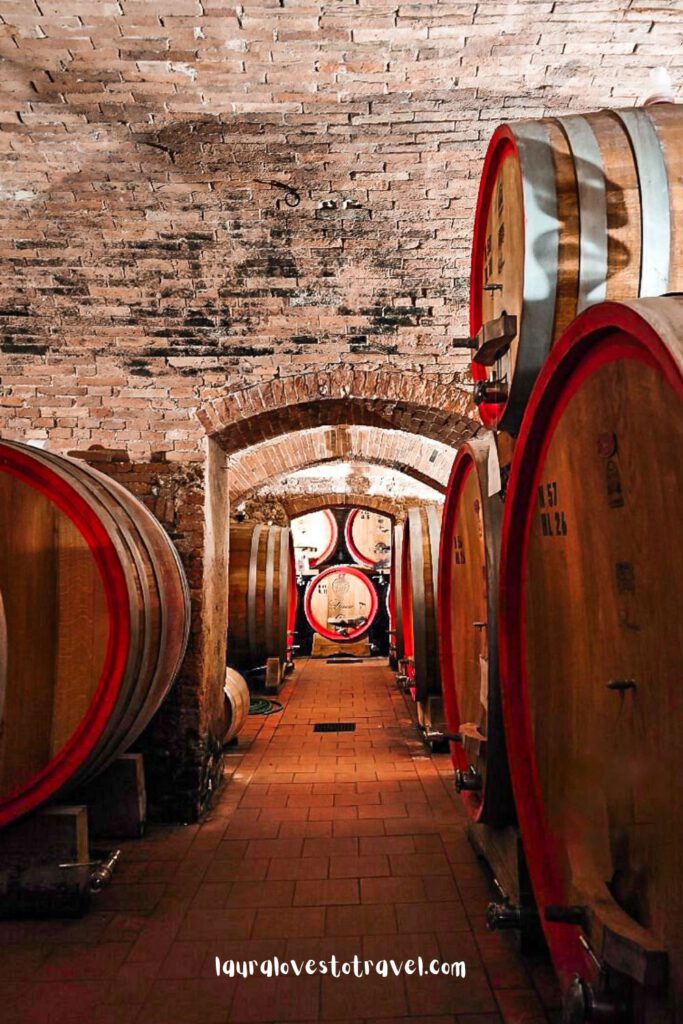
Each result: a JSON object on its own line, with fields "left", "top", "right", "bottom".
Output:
{"left": 537, "top": 481, "right": 567, "bottom": 538}
{"left": 454, "top": 536, "right": 466, "bottom": 565}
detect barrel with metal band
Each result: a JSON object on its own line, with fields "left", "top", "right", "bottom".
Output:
{"left": 470, "top": 101, "right": 683, "bottom": 434}
{"left": 437, "top": 434, "right": 515, "bottom": 826}
{"left": 499, "top": 297, "right": 683, "bottom": 1022}
{"left": 0, "top": 440, "right": 191, "bottom": 829}
{"left": 222, "top": 667, "right": 250, "bottom": 745}
{"left": 388, "top": 526, "right": 404, "bottom": 671}
{"left": 304, "top": 565, "right": 378, "bottom": 643}
{"left": 400, "top": 507, "right": 445, "bottom": 741}
{"left": 291, "top": 508, "right": 339, "bottom": 571}
{"left": 228, "top": 523, "right": 297, "bottom": 675}
{"left": 345, "top": 508, "right": 392, "bottom": 569}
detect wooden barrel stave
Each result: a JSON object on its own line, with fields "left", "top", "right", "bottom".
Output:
{"left": 0, "top": 441, "right": 191, "bottom": 827}
{"left": 400, "top": 507, "right": 442, "bottom": 706}
{"left": 438, "top": 435, "right": 514, "bottom": 825}
{"left": 499, "top": 297, "right": 683, "bottom": 1020}
{"left": 228, "top": 523, "right": 295, "bottom": 672}
{"left": 471, "top": 102, "right": 683, "bottom": 433}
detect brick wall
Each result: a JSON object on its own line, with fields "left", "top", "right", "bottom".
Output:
{"left": 1, "top": 1, "right": 680, "bottom": 459}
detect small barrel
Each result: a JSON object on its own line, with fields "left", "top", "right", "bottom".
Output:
{"left": 223, "top": 668, "right": 250, "bottom": 744}
{"left": 228, "top": 523, "right": 297, "bottom": 674}
{"left": 470, "top": 102, "right": 683, "bottom": 433}
{"left": 291, "top": 508, "right": 339, "bottom": 571}
{"left": 345, "top": 508, "right": 392, "bottom": 568}
{"left": 304, "top": 565, "right": 379, "bottom": 642}
{"left": 437, "top": 435, "right": 514, "bottom": 825}
{"left": 0, "top": 440, "right": 190, "bottom": 828}
{"left": 499, "top": 297, "right": 683, "bottom": 1020}
{"left": 400, "top": 507, "right": 442, "bottom": 705}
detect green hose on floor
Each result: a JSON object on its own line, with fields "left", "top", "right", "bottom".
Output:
{"left": 249, "top": 697, "right": 284, "bottom": 716}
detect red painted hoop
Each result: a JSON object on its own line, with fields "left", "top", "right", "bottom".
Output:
{"left": 499, "top": 300, "right": 683, "bottom": 990}
{"left": 304, "top": 565, "right": 379, "bottom": 642}
{"left": 0, "top": 444, "right": 132, "bottom": 828}
{"left": 470, "top": 126, "right": 520, "bottom": 430}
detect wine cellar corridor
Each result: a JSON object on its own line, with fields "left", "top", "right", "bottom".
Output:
{"left": 0, "top": 658, "right": 560, "bottom": 1024}
{"left": 1, "top": 1, "right": 682, "bottom": 1022}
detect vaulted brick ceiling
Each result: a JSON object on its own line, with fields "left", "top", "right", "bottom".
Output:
{"left": 1, "top": 2, "right": 678, "bottom": 460}
{"left": 238, "top": 460, "right": 444, "bottom": 520}
{"left": 228, "top": 424, "right": 455, "bottom": 500}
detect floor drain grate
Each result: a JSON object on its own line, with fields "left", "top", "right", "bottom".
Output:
{"left": 313, "top": 722, "right": 356, "bottom": 733}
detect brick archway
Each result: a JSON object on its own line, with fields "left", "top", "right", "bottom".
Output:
{"left": 228, "top": 424, "right": 455, "bottom": 501}
{"left": 198, "top": 369, "right": 476, "bottom": 454}
{"left": 284, "top": 492, "right": 433, "bottom": 520}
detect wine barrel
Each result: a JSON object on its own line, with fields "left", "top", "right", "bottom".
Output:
{"left": 223, "top": 667, "right": 250, "bottom": 745}
{"left": 305, "top": 565, "right": 378, "bottom": 642}
{"left": 0, "top": 590, "right": 6, "bottom": 735}
{"left": 345, "top": 508, "right": 392, "bottom": 568}
{"left": 291, "top": 508, "right": 339, "bottom": 571}
{"left": 388, "top": 526, "right": 404, "bottom": 671}
{"left": 228, "top": 523, "right": 297, "bottom": 673}
{"left": 437, "top": 434, "right": 514, "bottom": 825}
{"left": 400, "top": 507, "right": 442, "bottom": 705}
{"left": 470, "top": 102, "right": 683, "bottom": 434}
{"left": 0, "top": 440, "right": 191, "bottom": 828}
{"left": 499, "top": 297, "right": 683, "bottom": 1020}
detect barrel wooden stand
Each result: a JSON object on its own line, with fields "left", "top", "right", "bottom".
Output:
{"left": 500, "top": 298, "right": 683, "bottom": 1023}
{"left": 400, "top": 507, "right": 447, "bottom": 752}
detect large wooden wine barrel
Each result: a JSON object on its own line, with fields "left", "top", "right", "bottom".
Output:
{"left": 305, "top": 565, "right": 378, "bottom": 642}
{"left": 228, "top": 524, "right": 297, "bottom": 673}
{"left": 499, "top": 298, "right": 683, "bottom": 1021}
{"left": 470, "top": 102, "right": 683, "bottom": 434}
{"left": 388, "top": 526, "right": 404, "bottom": 671}
{"left": 0, "top": 440, "right": 191, "bottom": 828}
{"left": 345, "top": 508, "right": 392, "bottom": 568}
{"left": 291, "top": 508, "right": 339, "bottom": 571}
{"left": 437, "top": 435, "right": 514, "bottom": 825}
{"left": 400, "top": 507, "right": 442, "bottom": 707}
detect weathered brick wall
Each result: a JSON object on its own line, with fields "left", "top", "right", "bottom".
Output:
{"left": 1, "top": 2, "right": 680, "bottom": 458}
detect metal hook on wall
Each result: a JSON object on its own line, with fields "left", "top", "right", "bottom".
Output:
{"left": 255, "top": 179, "right": 301, "bottom": 207}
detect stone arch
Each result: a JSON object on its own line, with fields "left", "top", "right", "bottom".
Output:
{"left": 198, "top": 368, "right": 476, "bottom": 455}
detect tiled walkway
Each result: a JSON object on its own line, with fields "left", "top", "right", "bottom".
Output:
{"left": 0, "top": 660, "right": 559, "bottom": 1024}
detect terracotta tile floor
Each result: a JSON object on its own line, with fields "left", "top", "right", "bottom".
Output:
{"left": 0, "top": 659, "right": 561, "bottom": 1024}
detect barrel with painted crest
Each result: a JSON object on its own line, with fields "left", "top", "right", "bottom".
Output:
{"left": 228, "top": 523, "right": 297, "bottom": 673}
{"left": 470, "top": 102, "right": 683, "bottom": 433}
{"left": 0, "top": 440, "right": 191, "bottom": 828}
{"left": 304, "top": 565, "right": 379, "bottom": 643}
{"left": 499, "top": 297, "right": 683, "bottom": 1020}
